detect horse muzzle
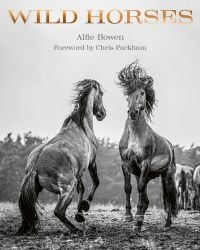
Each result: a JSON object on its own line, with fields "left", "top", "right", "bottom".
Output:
{"left": 128, "top": 109, "right": 139, "bottom": 120}
{"left": 95, "top": 108, "right": 106, "bottom": 121}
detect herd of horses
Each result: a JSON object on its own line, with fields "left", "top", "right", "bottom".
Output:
{"left": 16, "top": 61, "right": 200, "bottom": 236}
{"left": 175, "top": 164, "right": 200, "bottom": 211}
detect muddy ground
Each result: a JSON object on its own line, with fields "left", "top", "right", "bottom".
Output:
{"left": 0, "top": 203, "right": 200, "bottom": 249}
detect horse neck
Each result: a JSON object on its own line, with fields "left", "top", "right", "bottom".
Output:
{"left": 128, "top": 111, "right": 148, "bottom": 136}
{"left": 83, "top": 89, "right": 95, "bottom": 134}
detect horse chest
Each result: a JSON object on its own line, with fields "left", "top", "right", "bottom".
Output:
{"left": 128, "top": 136, "right": 144, "bottom": 158}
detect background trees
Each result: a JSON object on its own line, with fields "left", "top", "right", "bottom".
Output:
{"left": 0, "top": 132, "right": 199, "bottom": 207}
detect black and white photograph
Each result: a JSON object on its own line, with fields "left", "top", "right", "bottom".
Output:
{"left": 0, "top": 1, "right": 199, "bottom": 249}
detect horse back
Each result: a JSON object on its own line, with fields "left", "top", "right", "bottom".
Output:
{"left": 25, "top": 144, "right": 45, "bottom": 174}
{"left": 175, "top": 164, "right": 194, "bottom": 190}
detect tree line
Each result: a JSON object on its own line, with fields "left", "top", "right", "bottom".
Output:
{"left": 0, "top": 133, "right": 200, "bottom": 207}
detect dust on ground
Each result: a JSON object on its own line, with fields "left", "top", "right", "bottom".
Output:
{"left": 0, "top": 203, "right": 200, "bottom": 249}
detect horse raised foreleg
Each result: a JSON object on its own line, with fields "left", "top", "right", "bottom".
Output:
{"left": 80, "top": 161, "right": 99, "bottom": 212}
{"left": 134, "top": 176, "right": 149, "bottom": 231}
{"left": 122, "top": 162, "right": 133, "bottom": 221}
{"left": 54, "top": 178, "right": 79, "bottom": 233}
{"left": 75, "top": 179, "right": 85, "bottom": 223}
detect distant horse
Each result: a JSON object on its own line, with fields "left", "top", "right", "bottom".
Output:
{"left": 18, "top": 79, "right": 106, "bottom": 235}
{"left": 175, "top": 164, "right": 194, "bottom": 210}
{"left": 193, "top": 165, "right": 200, "bottom": 210}
{"left": 118, "top": 61, "right": 178, "bottom": 231}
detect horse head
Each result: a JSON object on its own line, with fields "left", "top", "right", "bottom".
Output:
{"left": 91, "top": 81, "right": 106, "bottom": 121}
{"left": 127, "top": 88, "right": 146, "bottom": 120}
{"left": 72, "top": 79, "right": 106, "bottom": 122}
{"left": 118, "top": 61, "right": 155, "bottom": 120}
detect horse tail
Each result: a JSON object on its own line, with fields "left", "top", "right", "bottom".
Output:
{"left": 17, "top": 146, "right": 43, "bottom": 235}
{"left": 17, "top": 170, "right": 41, "bottom": 235}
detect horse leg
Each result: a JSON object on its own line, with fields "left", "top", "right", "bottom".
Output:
{"left": 54, "top": 178, "right": 79, "bottom": 233}
{"left": 161, "top": 166, "right": 178, "bottom": 227}
{"left": 161, "top": 175, "right": 172, "bottom": 226}
{"left": 180, "top": 187, "right": 184, "bottom": 209}
{"left": 134, "top": 176, "right": 149, "bottom": 231}
{"left": 197, "top": 185, "right": 200, "bottom": 211}
{"left": 183, "top": 190, "right": 187, "bottom": 210}
{"left": 190, "top": 189, "right": 196, "bottom": 210}
{"left": 80, "top": 161, "right": 99, "bottom": 212}
{"left": 138, "top": 161, "right": 150, "bottom": 192}
{"left": 75, "top": 179, "right": 85, "bottom": 223}
{"left": 122, "top": 162, "right": 133, "bottom": 221}
{"left": 177, "top": 187, "right": 181, "bottom": 210}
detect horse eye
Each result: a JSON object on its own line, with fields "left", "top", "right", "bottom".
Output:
{"left": 141, "top": 91, "right": 145, "bottom": 96}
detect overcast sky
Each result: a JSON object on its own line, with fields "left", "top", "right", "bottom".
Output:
{"left": 0, "top": 0, "right": 199, "bottom": 147}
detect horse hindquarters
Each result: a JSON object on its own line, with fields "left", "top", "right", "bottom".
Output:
{"left": 18, "top": 171, "right": 42, "bottom": 235}
{"left": 38, "top": 166, "right": 79, "bottom": 232}
{"left": 161, "top": 164, "right": 178, "bottom": 227}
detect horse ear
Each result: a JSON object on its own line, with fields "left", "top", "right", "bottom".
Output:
{"left": 92, "top": 82, "right": 100, "bottom": 91}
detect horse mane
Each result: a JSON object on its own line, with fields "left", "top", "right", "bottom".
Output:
{"left": 118, "top": 61, "right": 156, "bottom": 117}
{"left": 62, "top": 79, "right": 101, "bottom": 130}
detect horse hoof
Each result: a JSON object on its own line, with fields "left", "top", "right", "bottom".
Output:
{"left": 75, "top": 213, "right": 85, "bottom": 223}
{"left": 132, "top": 225, "right": 141, "bottom": 234}
{"left": 165, "top": 221, "right": 172, "bottom": 228}
{"left": 17, "top": 226, "right": 28, "bottom": 236}
{"left": 80, "top": 200, "right": 90, "bottom": 212}
{"left": 17, "top": 229, "right": 25, "bottom": 236}
{"left": 70, "top": 227, "right": 82, "bottom": 234}
{"left": 125, "top": 215, "right": 133, "bottom": 222}
{"left": 30, "top": 227, "right": 38, "bottom": 234}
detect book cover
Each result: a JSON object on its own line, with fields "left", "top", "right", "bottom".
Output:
{"left": 0, "top": 1, "right": 199, "bottom": 249}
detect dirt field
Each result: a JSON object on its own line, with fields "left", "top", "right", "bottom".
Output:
{"left": 0, "top": 203, "right": 200, "bottom": 249}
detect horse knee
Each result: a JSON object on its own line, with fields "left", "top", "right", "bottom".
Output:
{"left": 77, "top": 181, "right": 84, "bottom": 194}
{"left": 138, "top": 182, "right": 145, "bottom": 192}
{"left": 144, "top": 198, "right": 149, "bottom": 210}
{"left": 124, "top": 184, "right": 132, "bottom": 194}
{"left": 95, "top": 178, "right": 100, "bottom": 188}
{"left": 54, "top": 207, "right": 63, "bottom": 219}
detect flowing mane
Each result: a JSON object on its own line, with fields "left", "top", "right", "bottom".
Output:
{"left": 62, "top": 79, "right": 101, "bottom": 129}
{"left": 118, "top": 61, "right": 156, "bottom": 117}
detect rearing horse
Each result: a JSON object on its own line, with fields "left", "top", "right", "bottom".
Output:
{"left": 118, "top": 62, "right": 177, "bottom": 231}
{"left": 18, "top": 79, "right": 106, "bottom": 235}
